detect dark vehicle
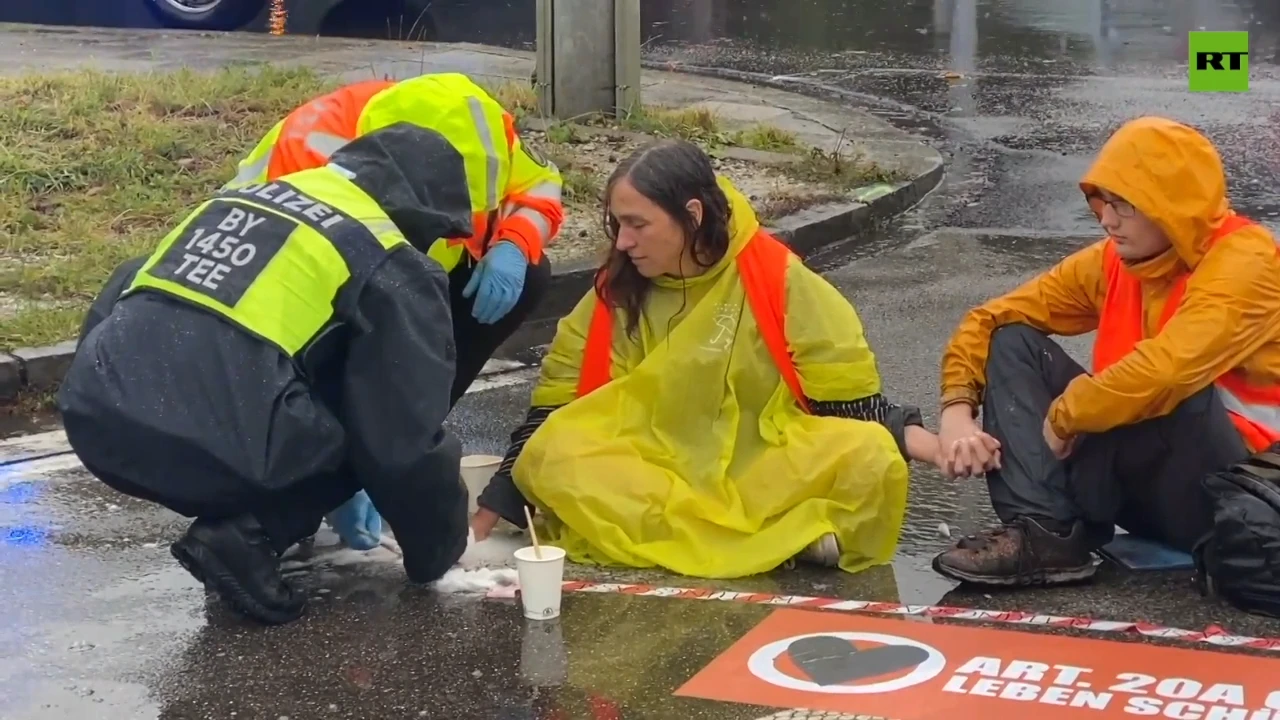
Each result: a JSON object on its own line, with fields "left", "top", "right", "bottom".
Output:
{"left": 143, "top": 0, "right": 261, "bottom": 29}
{"left": 143, "top": 0, "right": 439, "bottom": 37}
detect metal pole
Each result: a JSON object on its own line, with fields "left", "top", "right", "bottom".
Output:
{"left": 534, "top": 0, "right": 554, "bottom": 116}
{"left": 614, "top": 0, "right": 642, "bottom": 116}
{"left": 534, "top": 0, "right": 641, "bottom": 119}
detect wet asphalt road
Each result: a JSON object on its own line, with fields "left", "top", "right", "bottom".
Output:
{"left": 9, "top": 0, "right": 1280, "bottom": 717}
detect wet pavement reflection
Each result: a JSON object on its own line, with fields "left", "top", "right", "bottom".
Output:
{"left": 643, "top": 0, "right": 1280, "bottom": 227}
{"left": 4, "top": 409, "right": 1280, "bottom": 718}
{"left": 641, "top": 0, "right": 1280, "bottom": 65}
{"left": 155, "top": 591, "right": 782, "bottom": 719}
{"left": 9, "top": 0, "right": 1280, "bottom": 58}
{"left": 0, "top": 451, "right": 904, "bottom": 719}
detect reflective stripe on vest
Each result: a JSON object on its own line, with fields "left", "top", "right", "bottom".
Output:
{"left": 223, "top": 82, "right": 391, "bottom": 192}
{"left": 234, "top": 75, "right": 513, "bottom": 273}
{"left": 224, "top": 119, "right": 286, "bottom": 190}
{"left": 577, "top": 231, "right": 811, "bottom": 413}
{"left": 356, "top": 75, "right": 511, "bottom": 269}
{"left": 1093, "top": 213, "right": 1280, "bottom": 450}
{"left": 124, "top": 172, "right": 408, "bottom": 357}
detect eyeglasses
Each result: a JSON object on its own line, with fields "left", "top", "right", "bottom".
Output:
{"left": 1087, "top": 193, "right": 1136, "bottom": 219}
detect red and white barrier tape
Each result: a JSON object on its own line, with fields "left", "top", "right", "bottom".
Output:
{"left": 486, "top": 580, "right": 1280, "bottom": 652}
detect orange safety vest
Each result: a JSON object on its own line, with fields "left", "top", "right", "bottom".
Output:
{"left": 577, "top": 230, "right": 811, "bottom": 413}
{"left": 265, "top": 80, "right": 531, "bottom": 262}
{"left": 267, "top": 80, "right": 394, "bottom": 180}
{"left": 1093, "top": 214, "right": 1280, "bottom": 451}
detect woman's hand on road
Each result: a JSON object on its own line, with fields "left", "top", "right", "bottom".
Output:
{"left": 470, "top": 507, "right": 501, "bottom": 542}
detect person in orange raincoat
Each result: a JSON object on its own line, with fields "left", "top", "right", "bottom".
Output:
{"left": 931, "top": 116, "right": 1280, "bottom": 588}
{"left": 470, "top": 138, "right": 942, "bottom": 576}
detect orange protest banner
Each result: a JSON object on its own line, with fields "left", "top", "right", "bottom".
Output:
{"left": 675, "top": 609, "right": 1280, "bottom": 719}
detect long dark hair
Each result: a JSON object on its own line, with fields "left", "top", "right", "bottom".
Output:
{"left": 595, "top": 138, "right": 732, "bottom": 339}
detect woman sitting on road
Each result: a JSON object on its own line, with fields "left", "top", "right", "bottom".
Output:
{"left": 469, "top": 138, "right": 953, "bottom": 577}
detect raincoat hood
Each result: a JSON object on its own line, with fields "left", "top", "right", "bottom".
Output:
{"left": 327, "top": 122, "right": 474, "bottom": 252}
{"left": 652, "top": 175, "right": 760, "bottom": 289}
{"left": 1080, "top": 116, "right": 1230, "bottom": 276}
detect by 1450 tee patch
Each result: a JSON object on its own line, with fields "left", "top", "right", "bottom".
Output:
{"left": 149, "top": 202, "right": 294, "bottom": 307}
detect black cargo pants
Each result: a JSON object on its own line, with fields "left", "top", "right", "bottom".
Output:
{"left": 980, "top": 324, "right": 1249, "bottom": 552}
{"left": 67, "top": 256, "right": 359, "bottom": 554}
{"left": 446, "top": 253, "right": 552, "bottom": 406}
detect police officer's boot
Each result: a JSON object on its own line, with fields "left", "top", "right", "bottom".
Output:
{"left": 171, "top": 515, "right": 306, "bottom": 625}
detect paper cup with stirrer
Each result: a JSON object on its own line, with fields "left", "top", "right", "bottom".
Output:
{"left": 513, "top": 505, "right": 566, "bottom": 620}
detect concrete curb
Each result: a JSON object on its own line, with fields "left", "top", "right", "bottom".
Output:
{"left": 536, "top": 159, "right": 943, "bottom": 322}
{"left": 0, "top": 65, "right": 943, "bottom": 403}
{"left": 535, "top": 62, "right": 945, "bottom": 321}
{"left": 0, "top": 341, "right": 78, "bottom": 402}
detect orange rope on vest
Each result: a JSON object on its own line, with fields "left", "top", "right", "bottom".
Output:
{"left": 577, "top": 231, "right": 810, "bottom": 413}
{"left": 1093, "top": 214, "right": 1280, "bottom": 450}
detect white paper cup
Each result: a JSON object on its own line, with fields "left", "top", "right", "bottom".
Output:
{"left": 460, "top": 454, "right": 503, "bottom": 515}
{"left": 514, "top": 545, "right": 567, "bottom": 620}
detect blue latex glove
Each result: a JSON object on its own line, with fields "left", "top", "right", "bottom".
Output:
{"left": 462, "top": 241, "right": 527, "bottom": 325}
{"left": 327, "top": 490, "right": 382, "bottom": 551}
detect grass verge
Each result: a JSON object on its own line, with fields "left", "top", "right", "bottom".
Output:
{"left": 484, "top": 80, "right": 900, "bottom": 199}
{"left": 0, "top": 66, "right": 335, "bottom": 350}
{"left": 1, "top": 72, "right": 898, "bottom": 354}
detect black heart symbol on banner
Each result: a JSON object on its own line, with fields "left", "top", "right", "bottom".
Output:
{"left": 785, "top": 636, "right": 931, "bottom": 686}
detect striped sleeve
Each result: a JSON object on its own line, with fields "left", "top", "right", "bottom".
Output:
{"left": 476, "top": 405, "right": 559, "bottom": 527}
{"left": 807, "top": 393, "right": 924, "bottom": 460}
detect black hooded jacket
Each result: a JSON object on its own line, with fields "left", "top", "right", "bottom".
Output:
{"left": 58, "top": 123, "right": 474, "bottom": 584}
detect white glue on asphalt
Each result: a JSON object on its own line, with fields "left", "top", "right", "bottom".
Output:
{"left": 434, "top": 529, "right": 521, "bottom": 593}
{"left": 282, "top": 526, "right": 523, "bottom": 594}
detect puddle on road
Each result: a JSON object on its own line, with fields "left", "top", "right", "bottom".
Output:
{"left": 0, "top": 409, "right": 60, "bottom": 440}
{"left": 0, "top": 462, "right": 184, "bottom": 552}
{"left": 1, "top": 424, "right": 1277, "bottom": 720}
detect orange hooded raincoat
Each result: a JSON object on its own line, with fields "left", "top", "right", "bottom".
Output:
{"left": 940, "top": 116, "right": 1280, "bottom": 447}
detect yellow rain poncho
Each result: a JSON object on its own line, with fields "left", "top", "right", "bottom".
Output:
{"left": 513, "top": 178, "right": 908, "bottom": 577}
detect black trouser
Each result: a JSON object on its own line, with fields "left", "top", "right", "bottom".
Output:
{"left": 80, "top": 456, "right": 356, "bottom": 557}
{"left": 252, "top": 472, "right": 361, "bottom": 554}
{"left": 446, "top": 253, "right": 551, "bottom": 406}
{"left": 981, "top": 324, "right": 1249, "bottom": 552}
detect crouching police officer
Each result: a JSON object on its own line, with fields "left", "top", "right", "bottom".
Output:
{"left": 58, "top": 124, "right": 473, "bottom": 625}
{"left": 226, "top": 73, "right": 565, "bottom": 406}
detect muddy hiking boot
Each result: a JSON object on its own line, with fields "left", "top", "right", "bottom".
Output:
{"left": 171, "top": 515, "right": 305, "bottom": 625}
{"left": 931, "top": 517, "right": 1097, "bottom": 587}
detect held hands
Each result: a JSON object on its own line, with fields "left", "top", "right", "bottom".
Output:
{"left": 463, "top": 241, "right": 527, "bottom": 325}
{"left": 937, "top": 404, "right": 1002, "bottom": 479}
{"left": 327, "top": 490, "right": 383, "bottom": 551}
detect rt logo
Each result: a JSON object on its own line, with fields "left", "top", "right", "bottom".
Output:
{"left": 1189, "top": 31, "right": 1249, "bottom": 92}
